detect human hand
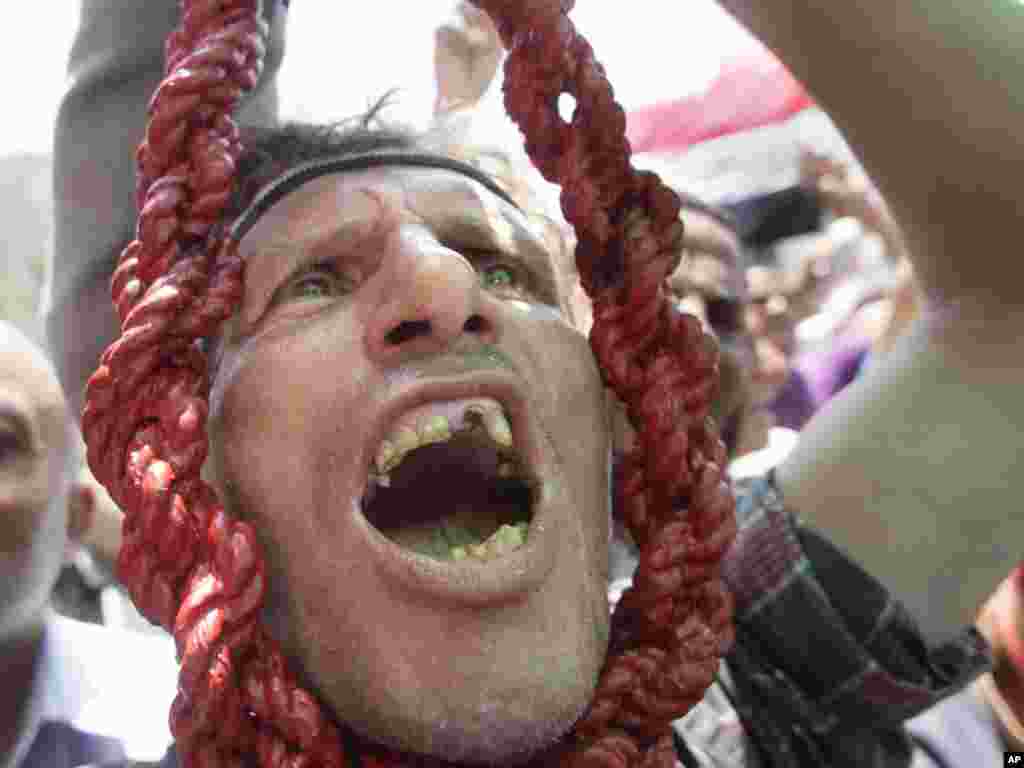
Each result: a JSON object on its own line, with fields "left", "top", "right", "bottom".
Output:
{"left": 800, "top": 148, "right": 910, "bottom": 269}
{"left": 433, "top": 2, "right": 502, "bottom": 114}
{"left": 800, "top": 149, "right": 892, "bottom": 234}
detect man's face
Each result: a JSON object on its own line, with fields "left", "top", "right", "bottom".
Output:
{"left": 744, "top": 265, "right": 799, "bottom": 406}
{"left": 665, "top": 208, "right": 755, "bottom": 448}
{"left": 0, "top": 324, "right": 73, "bottom": 638}
{"left": 206, "top": 166, "right": 613, "bottom": 763}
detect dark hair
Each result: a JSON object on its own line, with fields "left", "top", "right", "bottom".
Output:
{"left": 228, "top": 98, "right": 421, "bottom": 220}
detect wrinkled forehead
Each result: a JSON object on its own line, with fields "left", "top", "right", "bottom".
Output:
{"left": 235, "top": 151, "right": 524, "bottom": 246}
{"left": 239, "top": 165, "right": 524, "bottom": 246}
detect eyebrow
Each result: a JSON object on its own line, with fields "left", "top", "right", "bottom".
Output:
{"left": 430, "top": 205, "right": 562, "bottom": 303}
{"left": 240, "top": 215, "right": 389, "bottom": 325}
{"left": 430, "top": 207, "right": 532, "bottom": 261}
{"left": 249, "top": 215, "right": 383, "bottom": 264}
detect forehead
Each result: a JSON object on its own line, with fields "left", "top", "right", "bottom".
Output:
{"left": 240, "top": 165, "right": 545, "bottom": 259}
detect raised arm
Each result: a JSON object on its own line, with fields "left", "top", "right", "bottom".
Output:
{"left": 47, "top": 0, "right": 288, "bottom": 419}
{"left": 718, "top": 0, "right": 1024, "bottom": 641}
{"left": 719, "top": 0, "right": 1024, "bottom": 305}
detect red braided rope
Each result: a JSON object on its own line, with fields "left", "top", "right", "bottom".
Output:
{"left": 81, "top": 2, "right": 737, "bottom": 767}
{"left": 473, "top": 4, "right": 736, "bottom": 763}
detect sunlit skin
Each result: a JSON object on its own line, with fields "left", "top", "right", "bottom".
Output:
{"left": 0, "top": 322, "right": 87, "bottom": 764}
{"left": 204, "top": 167, "right": 614, "bottom": 763}
{"left": 0, "top": 324, "right": 77, "bottom": 640}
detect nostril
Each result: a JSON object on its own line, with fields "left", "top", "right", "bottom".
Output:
{"left": 464, "top": 315, "right": 487, "bottom": 334}
{"left": 385, "top": 319, "right": 432, "bottom": 346}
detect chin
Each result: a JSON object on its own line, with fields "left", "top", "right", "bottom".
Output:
{"left": 387, "top": 698, "right": 590, "bottom": 766}
{"left": 302, "top": 557, "right": 609, "bottom": 767}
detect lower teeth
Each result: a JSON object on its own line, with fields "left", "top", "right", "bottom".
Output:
{"left": 450, "top": 522, "right": 529, "bottom": 562}
{"left": 392, "top": 519, "right": 529, "bottom": 561}
{"left": 379, "top": 505, "right": 530, "bottom": 562}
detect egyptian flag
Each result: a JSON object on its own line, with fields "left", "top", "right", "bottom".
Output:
{"left": 626, "top": 45, "right": 859, "bottom": 249}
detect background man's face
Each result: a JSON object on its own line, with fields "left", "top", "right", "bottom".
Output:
{"left": 0, "top": 323, "right": 75, "bottom": 638}
{"left": 665, "top": 207, "right": 755, "bottom": 450}
{"left": 205, "top": 167, "right": 613, "bottom": 763}
{"left": 744, "top": 264, "right": 801, "bottom": 407}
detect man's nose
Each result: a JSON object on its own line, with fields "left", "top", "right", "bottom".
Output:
{"left": 364, "top": 225, "right": 496, "bottom": 364}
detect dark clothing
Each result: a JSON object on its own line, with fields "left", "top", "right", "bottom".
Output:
{"left": 48, "top": 0, "right": 287, "bottom": 411}
{"left": 715, "top": 472, "right": 990, "bottom": 766}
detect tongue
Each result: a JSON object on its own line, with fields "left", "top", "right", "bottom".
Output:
{"left": 388, "top": 506, "right": 528, "bottom": 561}
{"left": 452, "top": 522, "right": 528, "bottom": 562}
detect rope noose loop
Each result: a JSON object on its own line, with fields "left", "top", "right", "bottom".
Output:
{"left": 81, "top": 2, "right": 737, "bottom": 766}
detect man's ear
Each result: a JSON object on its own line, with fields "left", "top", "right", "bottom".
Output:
{"left": 605, "top": 387, "right": 635, "bottom": 456}
{"left": 65, "top": 482, "right": 95, "bottom": 553}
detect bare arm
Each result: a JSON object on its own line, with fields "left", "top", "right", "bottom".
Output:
{"left": 717, "top": 0, "right": 1024, "bottom": 641}
{"left": 718, "top": 0, "right": 1024, "bottom": 305}
{"left": 47, "top": 0, "right": 288, "bottom": 419}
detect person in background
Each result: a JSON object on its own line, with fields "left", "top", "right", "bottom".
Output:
{"left": 53, "top": 458, "right": 161, "bottom": 634}
{"left": 0, "top": 321, "right": 177, "bottom": 767}
{"left": 798, "top": 148, "right": 921, "bottom": 374}
{"left": 746, "top": 149, "right": 921, "bottom": 431}
{"left": 908, "top": 566, "right": 1024, "bottom": 766}
{"left": 46, "top": 0, "right": 286, "bottom": 423}
{"left": 663, "top": 194, "right": 800, "bottom": 476}
{"left": 744, "top": 260, "right": 818, "bottom": 431}
{"left": 44, "top": 440, "right": 122, "bottom": 627}
{"left": 722, "top": 182, "right": 834, "bottom": 433}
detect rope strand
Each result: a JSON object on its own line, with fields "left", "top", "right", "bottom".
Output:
{"left": 81, "top": 2, "right": 737, "bottom": 766}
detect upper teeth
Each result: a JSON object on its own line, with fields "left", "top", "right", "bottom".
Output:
{"left": 480, "top": 407, "right": 513, "bottom": 448}
{"left": 374, "top": 398, "right": 514, "bottom": 477}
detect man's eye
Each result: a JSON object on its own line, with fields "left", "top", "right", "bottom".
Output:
{"left": 480, "top": 263, "right": 521, "bottom": 293}
{"left": 293, "top": 275, "right": 333, "bottom": 300}
{"left": 280, "top": 266, "right": 353, "bottom": 303}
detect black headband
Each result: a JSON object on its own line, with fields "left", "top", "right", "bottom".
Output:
{"left": 229, "top": 152, "right": 522, "bottom": 245}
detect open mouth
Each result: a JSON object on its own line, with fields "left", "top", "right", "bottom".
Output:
{"left": 361, "top": 398, "right": 537, "bottom": 563}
